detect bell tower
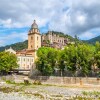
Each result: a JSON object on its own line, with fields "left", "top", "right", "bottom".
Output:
{"left": 28, "top": 20, "right": 41, "bottom": 60}
{"left": 28, "top": 20, "right": 41, "bottom": 50}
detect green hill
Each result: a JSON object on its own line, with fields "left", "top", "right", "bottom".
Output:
{"left": 86, "top": 35, "right": 100, "bottom": 44}
{"left": 0, "top": 40, "right": 28, "bottom": 51}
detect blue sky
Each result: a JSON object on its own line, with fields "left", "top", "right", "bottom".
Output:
{"left": 0, "top": 0, "right": 100, "bottom": 46}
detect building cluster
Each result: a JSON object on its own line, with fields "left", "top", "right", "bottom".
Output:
{"left": 5, "top": 20, "right": 70, "bottom": 70}
{"left": 41, "top": 31, "right": 69, "bottom": 49}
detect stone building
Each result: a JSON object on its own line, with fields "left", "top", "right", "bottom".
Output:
{"left": 41, "top": 31, "right": 69, "bottom": 49}
{"left": 16, "top": 20, "right": 41, "bottom": 69}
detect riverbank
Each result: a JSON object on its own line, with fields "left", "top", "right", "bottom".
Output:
{"left": 0, "top": 80, "right": 100, "bottom": 100}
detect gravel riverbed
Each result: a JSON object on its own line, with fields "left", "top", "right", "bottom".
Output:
{"left": 0, "top": 84, "right": 100, "bottom": 100}
{"left": 0, "top": 92, "right": 41, "bottom": 100}
{"left": 0, "top": 79, "right": 100, "bottom": 100}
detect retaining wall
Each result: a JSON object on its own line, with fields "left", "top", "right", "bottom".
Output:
{"left": 31, "top": 76, "right": 100, "bottom": 85}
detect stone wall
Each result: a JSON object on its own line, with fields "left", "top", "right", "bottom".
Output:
{"left": 31, "top": 76, "right": 100, "bottom": 85}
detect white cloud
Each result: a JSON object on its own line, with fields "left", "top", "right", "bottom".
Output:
{"left": 79, "top": 28, "right": 100, "bottom": 40}
{"left": 0, "top": 32, "right": 27, "bottom": 46}
{"left": 0, "top": 0, "right": 100, "bottom": 41}
{"left": 79, "top": 32, "right": 97, "bottom": 40}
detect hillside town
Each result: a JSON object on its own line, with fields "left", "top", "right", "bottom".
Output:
{"left": 5, "top": 20, "right": 73, "bottom": 70}
{"left": 0, "top": 0, "right": 100, "bottom": 99}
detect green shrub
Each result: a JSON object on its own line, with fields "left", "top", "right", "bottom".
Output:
{"left": 24, "top": 80, "right": 30, "bottom": 85}
{"left": 33, "top": 80, "right": 42, "bottom": 85}
{"left": 1, "top": 76, "right": 6, "bottom": 81}
{"left": 6, "top": 80, "right": 15, "bottom": 84}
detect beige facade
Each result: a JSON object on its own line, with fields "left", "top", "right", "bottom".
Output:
{"left": 17, "top": 55, "right": 34, "bottom": 69}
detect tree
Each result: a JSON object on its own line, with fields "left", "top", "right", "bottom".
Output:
{"left": 36, "top": 43, "right": 96, "bottom": 77}
{"left": 94, "top": 51, "right": 100, "bottom": 69}
{"left": 94, "top": 42, "right": 100, "bottom": 68}
{"left": 57, "top": 50, "right": 66, "bottom": 76}
{"left": 0, "top": 52, "right": 18, "bottom": 73}
{"left": 36, "top": 47, "right": 58, "bottom": 75}
{"left": 63, "top": 45, "right": 78, "bottom": 76}
{"left": 95, "top": 41, "right": 100, "bottom": 52}
{"left": 77, "top": 44, "right": 94, "bottom": 76}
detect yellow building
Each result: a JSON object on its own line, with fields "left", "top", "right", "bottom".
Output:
{"left": 28, "top": 20, "right": 41, "bottom": 59}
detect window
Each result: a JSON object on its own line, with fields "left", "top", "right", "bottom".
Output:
{"left": 23, "top": 58, "right": 25, "bottom": 61}
{"left": 18, "top": 58, "right": 20, "bottom": 61}
{"left": 37, "top": 36, "right": 38, "bottom": 40}
{"left": 31, "top": 59, "right": 33, "bottom": 62}
{"left": 28, "top": 59, "right": 29, "bottom": 61}
{"left": 31, "top": 45, "right": 33, "bottom": 48}
{"left": 31, "top": 36, "right": 33, "bottom": 40}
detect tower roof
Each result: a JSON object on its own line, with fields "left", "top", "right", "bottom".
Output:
{"left": 31, "top": 20, "right": 38, "bottom": 29}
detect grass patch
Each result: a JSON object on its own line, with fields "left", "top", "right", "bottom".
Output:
{"left": 0, "top": 87, "right": 20, "bottom": 93}
{"left": 33, "top": 92, "right": 44, "bottom": 99}
{"left": 72, "top": 96, "right": 94, "bottom": 100}
{"left": 33, "top": 80, "right": 42, "bottom": 85}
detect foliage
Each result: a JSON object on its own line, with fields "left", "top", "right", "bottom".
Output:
{"left": 64, "top": 45, "right": 78, "bottom": 73}
{"left": 0, "top": 52, "right": 18, "bottom": 73}
{"left": 0, "top": 40, "right": 28, "bottom": 51}
{"left": 33, "top": 80, "right": 42, "bottom": 85}
{"left": 86, "top": 35, "right": 100, "bottom": 44}
{"left": 93, "top": 42, "right": 100, "bottom": 69}
{"left": 36, "top": 42, "right": 100, "bottom": 76}
{"left": 77, "top": 44, "right": 94, "bottom": 76}
{"left": 6, "top": 80, "right": 15, "bottom": 84}
{"left": 94, "top": 51, "right": 100, "bottom": 68}
{"left": 24, "top": 80, "right": 30, "bottom": 85}
{"left": 36, "top": 47, "right": 58, "bottom": 75}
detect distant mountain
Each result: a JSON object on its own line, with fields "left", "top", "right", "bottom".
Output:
{"left": 0, "top": 31, "right": 81, "bottom": 51}
{"left": 86, "top": 35, "right": 100, "bottom": 44}
{"left": 0, "top": 40, "right": 28, "bottom": 51}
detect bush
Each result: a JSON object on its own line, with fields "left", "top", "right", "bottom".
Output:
{"left": 6, "top": 80, "right": 15, "bottom": 84}
{"left": 33, "top": 80, "right": 42, "bottom": 85}
{"left": 24, "top": 80, "right": 30, "bottom": 85}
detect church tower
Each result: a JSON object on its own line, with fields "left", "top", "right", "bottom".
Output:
{"left": 28, "top": 20, "right": 41, "bottom": 50}
{"left": 28, "top": 20, "right": 41, "bottom": 59}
